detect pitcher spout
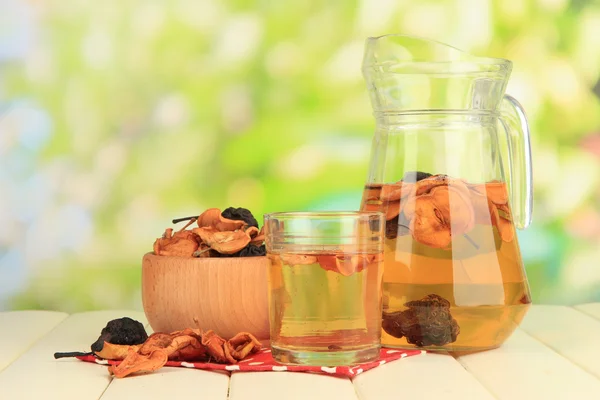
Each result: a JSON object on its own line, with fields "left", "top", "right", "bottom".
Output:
{"left": 362, "top": 34, "right": 512, "bottom": 113}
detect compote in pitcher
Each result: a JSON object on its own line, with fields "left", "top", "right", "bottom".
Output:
{"left": 361, "top": 174, "right": 531, "bottom": 351}
{"left": 359, "top": 35, "right": 533, "bottom": 352}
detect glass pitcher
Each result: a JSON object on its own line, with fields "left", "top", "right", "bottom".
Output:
{"left": 359, "top": 34, "right": 533, "bottom": 352}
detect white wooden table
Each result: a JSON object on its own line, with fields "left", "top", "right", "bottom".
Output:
{"left": 1, "top": 305, "right": 600, "bottom": 399}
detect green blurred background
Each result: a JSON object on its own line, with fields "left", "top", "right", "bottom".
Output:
{"left": 1, "top": 0, "right": 600, "bottom": 312}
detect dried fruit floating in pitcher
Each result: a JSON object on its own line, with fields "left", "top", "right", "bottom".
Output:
{"left": 362, "top": 172, "right": 514, "bottom": 248}
{"left": 153, "top": 206, "right": 266, "bottom": 258}
{"left": 361, "top": 172, "right": 522, "bottom": 350}
{"left": 381, "top": 294, "right": 460, "bottom": 347}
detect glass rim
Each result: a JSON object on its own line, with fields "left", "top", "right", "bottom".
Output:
{"left": 263, "top": 211, "right": 384, "bottom": 220}
{"left": 363, "top": 34, "right": 512, "bottom": 72}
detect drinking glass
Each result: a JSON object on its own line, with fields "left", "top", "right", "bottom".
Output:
{"left": 264, "top": 211, "right": 385, "bottom": 365}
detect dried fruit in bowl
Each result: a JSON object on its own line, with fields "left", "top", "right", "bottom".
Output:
{"left": 156, "top": 206, "right": 267, "bottom": 258}
{"left": 193, "top": 227, "right": 252, "bottom": 254}
{"left": 196, "top": 208, "right": 247, "bottom": 231}
{"left": 221, "top": 207, "right": 259, "bottom": 228}
{"left": 153, "top": 228, "right": 200, "bottom": 257}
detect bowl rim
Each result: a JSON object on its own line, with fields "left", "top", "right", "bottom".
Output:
{"left": 143, "top": 252, "right": 267, "bottom": 261}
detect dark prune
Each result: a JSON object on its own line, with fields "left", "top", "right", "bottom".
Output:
{"left": 385, "top": 216, "right": 399, "bottom": 239}
{"left": 238, "top": 244, "right": 266, "bottom": 257}
{"left": 221, "top": 207, "right": 259, "bottom": 228}
{"left": 382, "top": 310, "right": 405, "bottom": 338}
{"left": 403, "top": 171, "right": 433, "bottom": 182}
{"left": 91, "top": 317, "right": 148, "bottom": 352}
{"left": 380, "top": 294, "right": 459, "bottom": 347}
{"left": 405, "top": 293, "right": 451, "bottom": 309}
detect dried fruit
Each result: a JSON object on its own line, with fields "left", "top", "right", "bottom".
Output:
{"left": 238, "top": 244, "right": 266, "bottom": 257}
{"left": 414, "top": 174, "right": 452, "bottom": 196}
{"left": 223, "top": 332, "right": 262, "bottom": 360}
{"left": 201, "top": 330, "right": 230, "bottom": 363}
{"left": 108, "top": 348, "right": 168, "bottom": 378}
{"left": 95, "top": 343, "right": 141, "bottom": 360}
{"left": 91, "top": 317, "right": 148, "bottom": 352}
{"left": 221, "top": 207, "right": 259, "bottom": 228}
{"left": 381, "top": 294, "right": 460, "bottom": 347}
{"left": 403, "top": 184, "right": 475, "bottom": 249}
{"left": 55, "top": 317, "right": 261, "bottom": 378}
{"left": 105, "top": 328, "right": 260, "bottom": 378}
{"left": 249, "top": 226, "right": 265, "bottom": 246}
{"left": 280, "top": 254, "right": 317, "bottom": 265}
{"left": 382, "top": 311, "right": 405, "bottom": 338}
{"left": 197, "top": 208, "right": 246, "bottom": 231}
{"left": 156, "top": 207, "right": 266, "bottom": 258}
{"left": 54, "top": 317, "right": 148, "bottom": 360}
{"left": 153, "top": 228, "right": 200, "bottom": 257}
{"left": 380, "top": 184, "right": 405, "bottom": 202}
{"left": 193, "top": 227, "right": 252, "bottom": 254}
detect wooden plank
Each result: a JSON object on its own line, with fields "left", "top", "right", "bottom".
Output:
{"left": 519, "top": 305, "right": 600, "bottom": 379}
{"left": 353, "top": 352, "right": 494, "bottom": 400}
{"left": 457, "top": 328, "right": 600, "bottom": 400}
{"left": 229, "top": 371, "right": 359, "bottom": 400}
{"left": 0, "top": 311, "right": 68, "bottom": 371}
{"left": 100, "top": 368, "right": 229, "bottom": 400}
{"left": 574, "top": 303, "right": 600, "bottom": 321}
{"left": 0, "top": 310, "right": 147, "bottom": 400}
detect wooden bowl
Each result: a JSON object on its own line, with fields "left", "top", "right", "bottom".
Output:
{"left": 142, "top": 253, "right": 270, "bottom": 340}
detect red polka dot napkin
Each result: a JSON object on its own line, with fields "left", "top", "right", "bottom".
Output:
{"left": 77, "top": 347, "right": 423, "bottom": 378}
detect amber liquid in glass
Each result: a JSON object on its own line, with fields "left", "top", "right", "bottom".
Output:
{"left": 268, "top": 251, "right": 383, "bottom": 365}
{"left": 360, "top": 177, "right": 531, "bottom": 352}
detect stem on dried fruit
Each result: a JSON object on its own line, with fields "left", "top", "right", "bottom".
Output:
{"left": 172, "top": 216, "right": 199, "bottom": 224}
{"left": 178, "top": 218, "right": 197, "bottom": 231}
{"left": 54, "top": 351, "right": 93, "bottom": 359}
{"left": 192, "top": 248, "right": 211, "bottom": 257}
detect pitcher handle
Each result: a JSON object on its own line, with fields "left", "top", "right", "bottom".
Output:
{"left": 499, "top": 95, "right": 533, "bottom": 229}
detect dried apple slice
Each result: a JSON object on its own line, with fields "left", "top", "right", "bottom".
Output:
{"left": 108, "top": 348, "right": 169, "bottom": 378}
{"left": 409, "top": 197, "right": 452, "bottom": 249}
{"left": 95, "top": 343, "right": 140, "bottom": 360}
{"left": 193, "top": 227, "right": 251, "bottom": 254}
{"left": 429, "top": 185, "right": 475, "bottom": 234}
{"left": 162, "top": 329, "right": 206, "bottom": 361}
{"left": 485, "top": 181, "right": 509, "bottom": 205}
{"left": 196, "top": 208, "right": 246, "bottom": 231}
{"left": 414, "top": 174, "right": 451, "bottom": 196}
{"left": 488, "top": 204, "right": 515, "bottom": 242}
{"left": 317, "top": 254, "right": 373, "bottom": 276}
{"left": 153, "top": 229, "right": 200, "bottom": 257}
{"left": 468, "top": 181, "right": 509, "bottom": 205}
{"left": 245, "top": 226, "right": 259, "bottom": 238}
{"left": 469, "top": 190, "right": 492, "bottom": 225}
{"left": 248, "top": 226, "right": 265, "bottom": 246}
{"left": 380, "top": 184, "right": 403, "bottom": 202}
{"left": 224, "top": 332, "right": 262, "bottom": 360}
{"left": 201, "top": 330, "right": 231, "bottom": 363}
{"left": 280, "top": 254, "right": 317, "bottom": 265}
{"left": 335, "top": 255, "right": 361, "bottom": 277}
